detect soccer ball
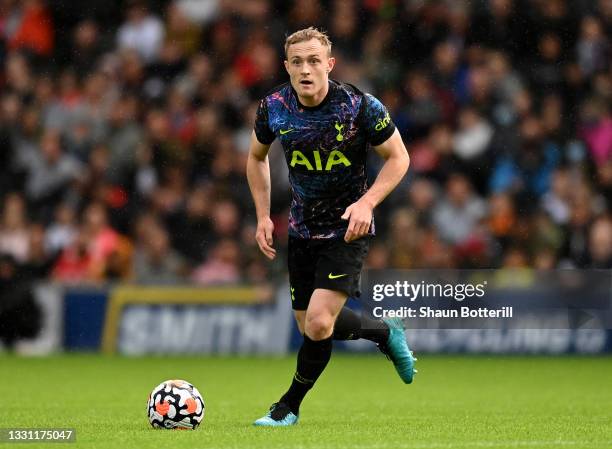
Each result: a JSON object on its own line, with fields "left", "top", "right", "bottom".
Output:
{"left": 147, "top": 379, "right": 205, "bottom": 429}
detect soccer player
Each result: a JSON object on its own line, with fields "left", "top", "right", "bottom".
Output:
{"left": 246, "top": 27, "right": 415, "bottom": 426}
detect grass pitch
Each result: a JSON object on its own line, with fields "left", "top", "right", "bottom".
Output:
{"left": 0, "top": 354, "right": 610, "bottom": 449}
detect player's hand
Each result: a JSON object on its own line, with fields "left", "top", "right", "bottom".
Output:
{"left": 341, "top": 199, "right": 373, "bottom": 243}
{"left": 255, "top": 216, "right": 276, "bottom": 260}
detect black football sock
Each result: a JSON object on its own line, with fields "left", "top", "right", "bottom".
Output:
{"left": 333, "top": 306, "right": 389, "bottom": 345}
{"left": 359, "top": 313, "right": 391, "bottom": 346}
{"left": 280, "top": 335, "right": 332, "bottom": 415}
{"left": 332, "top": 306, "right": 362, "bottom": 340}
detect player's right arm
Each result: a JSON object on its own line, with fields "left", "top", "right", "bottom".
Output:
{"left": 247, "top": 131, "right": 276, "bottom": 260}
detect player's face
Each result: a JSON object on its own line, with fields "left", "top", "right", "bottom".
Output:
{"left": 284, "top": 39, "right": 335, "bottom": 106}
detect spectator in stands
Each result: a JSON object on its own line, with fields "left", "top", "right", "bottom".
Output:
{"left": 407, "top": 177, "right": 437, "bottom": 227}
{"left": 561, "top": 192, "right": 594, "bottom": 268}
{"left": 164, "top": 2, "right": 201, "bottom": 57}
{"left": 468, "top": 0, "right": 523, "bottom": 58}
{"left": 579, "top": 98, "right": 612, "bottom": 165}
{"left": 15, "top": 129, "right": 83, "bottom": 218}
{"left": 452, "top": 106, "right": 494, "bottom": 192}
{"left": 487, "top": 192, "right": 516, "bottom": 244}
{"left": 433, "top": 173, "right": 487, "bottom": 245}
{"left": 52, "top": 226, "right": 93, "bottom": 284}
{"left": 133, "top": 220, "right": 186, "bottom": 284}
{"left": 0, "top": 254, "right": 41, "bottom": 350}
{"left": 386, "top": 208, "right": 421, "bottom": 269}
{"left": 587, "top": 216, "right": 612, "bottom": 268}
{"left": 70, "top": 19, "right": 104, "bottom": 75}
{"left": 0, "top": 193, "right": 30, "bottom": 263}
{"left": 365, "top": 242, "right": 391, "bottom": 270}
{"left": 4, "top": 52, "right": 34, "bottom": 97}
{"left": 197, "top": 199, "right": 243, "bottom": 262}
{"left": 403, "top": 70, "right": 443, "bottom": 140}
{"left": 576, "top": 15, "right": 609, "bottom": 76}
{"left": 44, "top": 203, "right": 78, "bottom": 255}
{"left": 106, "top": 94, "right": 143, "bottom": 185}
{"left": 191, "top": 239, "right": 241, "bottom": 285}
{"left": 541, "top": 168, "right": 572, "bottom": 225}
{"left": 527, "top": 32, "right": 565, "bottom": 95}
{"left": 167, "top": 185, "right": 212, "bottom": 264}
{"left": 7, "top": 0, "right": 54, "bottom": 58}
{"left": 80, "top": 202, "right": 124, "bottom": 280}
{"left": 117, "top": 0, "right": 164, "bottom": 62}
{"left": 25, "top": 222, "right": 53, "bottom": 278}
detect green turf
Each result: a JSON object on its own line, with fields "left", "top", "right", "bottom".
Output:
{"left": 0, "top": 354, "right": 610, "bottom": 449}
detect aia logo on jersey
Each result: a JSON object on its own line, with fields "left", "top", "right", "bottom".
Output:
{"left": 289, "top": 149, "right": 351, "bottom": 171}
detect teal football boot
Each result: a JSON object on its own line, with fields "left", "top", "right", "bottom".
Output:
{"left": 253, "top": 402, "right": 299, "bottom": 427}
{"left": 381, "top": 317, "right": 417, "bottom": 384}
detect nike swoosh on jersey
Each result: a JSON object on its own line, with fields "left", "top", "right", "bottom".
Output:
{"left": 279, "top": 128, "right": 295, "bottom": 135}
{"left": 328, "top": 273, "right": 348, "bottom": 279}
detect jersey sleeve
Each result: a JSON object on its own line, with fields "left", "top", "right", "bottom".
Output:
{"left": 253, "top": 99, "right": 276, "bottom": 145}
{"left": 362, "top": 93, "right": 396, "bottom": 146}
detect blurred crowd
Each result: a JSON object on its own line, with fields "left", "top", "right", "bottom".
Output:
{"left": 0, "top": 0, "right": 611, "bottom": 288}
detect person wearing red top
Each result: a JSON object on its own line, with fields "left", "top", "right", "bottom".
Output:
{"left": 8, "top": 0, "right": 54, "bottom": 57}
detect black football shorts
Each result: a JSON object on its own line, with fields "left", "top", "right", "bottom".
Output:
{"left": 288, "top": 235, "right": 371, "bottom": 311}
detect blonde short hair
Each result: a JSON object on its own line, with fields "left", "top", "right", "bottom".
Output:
{"left": 284, "top": 27, "right": 332, "bottom": 57}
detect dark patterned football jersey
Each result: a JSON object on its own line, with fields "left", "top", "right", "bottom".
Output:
{"left": 254, "top": 80, "right": 396, "bottom": 239}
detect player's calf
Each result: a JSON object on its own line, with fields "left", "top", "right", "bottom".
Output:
{"left": 333, "top": 306, "right": 390, "bottom": 344}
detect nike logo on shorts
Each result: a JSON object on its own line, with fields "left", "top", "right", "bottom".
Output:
{"left": 328, "top": 273, "right": 348, "bottom": 279}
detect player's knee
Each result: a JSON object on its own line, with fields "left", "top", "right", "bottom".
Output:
{"left": 304, "top": 313, "right": 334, "bottom": 340}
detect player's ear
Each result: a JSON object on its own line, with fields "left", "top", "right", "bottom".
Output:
{"left": 327, "top": 57, "right": 336, "bottom": 74}
{"left": 284, "top": 59, "right": 290, "bottom": 74}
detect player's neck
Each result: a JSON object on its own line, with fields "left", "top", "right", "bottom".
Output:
{"left": 298, "top": 81, "right": 329, "bottom": 108}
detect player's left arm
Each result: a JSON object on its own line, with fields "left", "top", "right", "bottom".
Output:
{"left": 342, "top": 129, "right": 410, "bottom": 242}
